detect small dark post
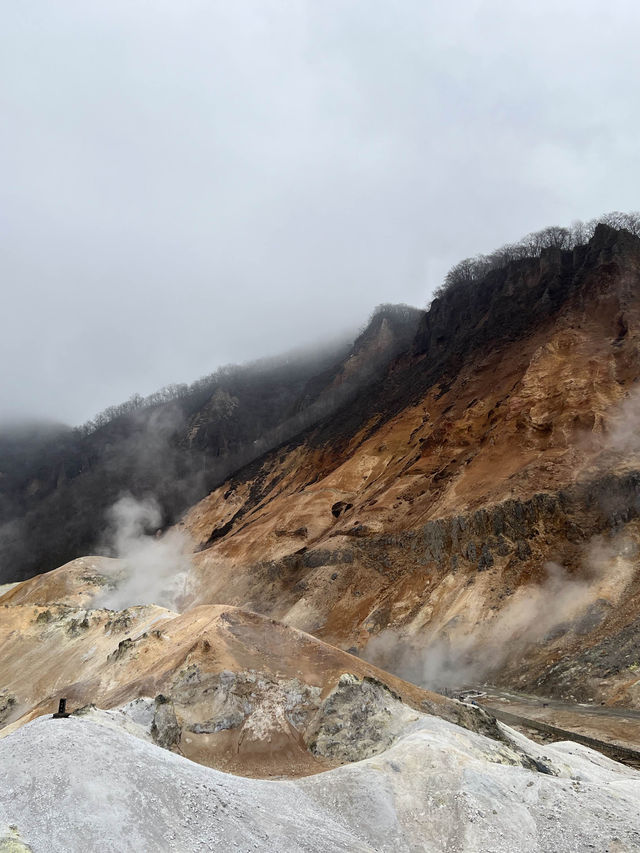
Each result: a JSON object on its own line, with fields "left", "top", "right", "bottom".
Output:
{"left": 53, "top": 698, "right": 70, "bottom": 719}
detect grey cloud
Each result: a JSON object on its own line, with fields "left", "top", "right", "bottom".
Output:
{"left": 1, "top": 1, "right": 639, "bottom": 423}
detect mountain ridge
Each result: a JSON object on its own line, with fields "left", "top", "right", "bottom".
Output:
{"left": 0, "top": 304, "right": 422, "bottom": 582}
{"left": 3, "top": 222, "right": 640, "bottom": 710}
{"left": 172, "top": 223, "right": 640, "bottom": 706}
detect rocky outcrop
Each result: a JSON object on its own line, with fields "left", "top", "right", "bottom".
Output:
{"left": 304, "top": 674, "right": 417, "bottom": 762}
{"left": 0, "top": 692, "right": 16, "bottom": 727}
{"left": 413, "top": 224, "right": 640, "bottom": 374}
{"left": 151, "top": 695, "right": 181, "bottom": 749}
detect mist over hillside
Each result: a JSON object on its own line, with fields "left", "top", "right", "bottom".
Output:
{"left": 0, "top": 304, "right": 422, "bottom": 583}
{"left": 2, "top": 213, "right": 638, "bottom": 585}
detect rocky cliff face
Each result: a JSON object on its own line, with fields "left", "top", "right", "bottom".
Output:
{"left": 175, "top": 225, "right": 640, "bottom": 706}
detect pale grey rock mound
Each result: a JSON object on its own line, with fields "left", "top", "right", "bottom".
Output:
{"left": 1, "top": 712, "right": 639, "bottom": 852}
{"left": 305, "top": 673, "right": 419, "bottom": 762}
{"left": 170, "top": 664, "right": 322, "bottom": 738}
{"left": 150, "top": 694, "right": 181, "bottom": 749}
{"left": 72, "top": 697, "right": 155, "bottom": 742}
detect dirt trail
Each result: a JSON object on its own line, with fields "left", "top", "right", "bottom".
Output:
{"left": 476, "top": 687, "right": 640, "bottom": 757}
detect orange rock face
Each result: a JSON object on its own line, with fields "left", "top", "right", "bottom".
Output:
{"left": 177, "top": 229, "right": 640, "bottom": 706}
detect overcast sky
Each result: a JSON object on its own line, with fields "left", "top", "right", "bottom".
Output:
{"left": 1, "top": 1, "right": 639, "bottom": 425}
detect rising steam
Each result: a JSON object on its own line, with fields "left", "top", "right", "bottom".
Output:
{"left": 92, "top": 495, "right": 193, "bottom": 611}
{"left": 365, "top": 382, "right": 640, "bottom": 691}
{"left": 364, "top": 532, "right": 637, "bottom": 691}
{"left": 606, "top": 385, "right": 640, "bottom": 455}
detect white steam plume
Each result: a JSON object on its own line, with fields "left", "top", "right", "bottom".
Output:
{"left": 606, "top": 385, "right": 640, "bottom": 455}
{"left": 92, "top": 495, "right": 193, "bottom": 611}
{"left": 365, "top": 532, "right": 637, "bottom": 691}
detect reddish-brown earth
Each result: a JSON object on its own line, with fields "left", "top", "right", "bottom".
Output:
{"left": 177, "top": 226, "right": 640, "bottom": 707}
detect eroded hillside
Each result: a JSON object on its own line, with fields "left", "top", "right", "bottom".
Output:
{"left": 0, "top": 559, "right": 497, "bottom": 778}
{"left": 176, "top": 225, "right": 640, "bottom": 706}
{"left": 0, "top": 305, "right": 422, "bottom": 583}
{"left": 3, "top": 225, "right": 640, "bottom": 759}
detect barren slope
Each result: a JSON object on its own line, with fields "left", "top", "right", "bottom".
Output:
{"left": 177, "top": 226, "right": 640, "bottom": 705}
{"left": 0, "top": 564, "right": 494, "bottom": 777}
